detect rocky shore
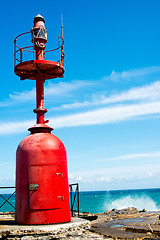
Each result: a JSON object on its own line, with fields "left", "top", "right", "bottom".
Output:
{"left": 1, "top": 208, "right": 160, "bottom": 239}
{"left": 87, "top": 207, "right": 160, "bottom": 239}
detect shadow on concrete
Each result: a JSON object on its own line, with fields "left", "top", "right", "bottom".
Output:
{"left": 0, "top": 220, "right": 15, "bottom": 225}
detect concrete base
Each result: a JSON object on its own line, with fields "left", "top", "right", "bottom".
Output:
{"left": 0, "top": 214, "right": 91, "bottom": 239}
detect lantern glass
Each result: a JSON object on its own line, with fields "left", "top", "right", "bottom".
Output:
{"left": 31, "top": 28, "right": 47, "bottom": 42}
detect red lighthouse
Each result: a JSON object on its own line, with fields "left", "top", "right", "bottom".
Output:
{"left": 14, "top": 14, "right": 71, "bottom": 224}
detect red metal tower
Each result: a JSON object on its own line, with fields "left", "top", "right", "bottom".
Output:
{"left": 14, "top": 14, "right": 71, "bottom": 224}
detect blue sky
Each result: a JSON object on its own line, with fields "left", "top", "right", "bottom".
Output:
{"left": 0, "top": 0, "right": 160, "bottom": 191}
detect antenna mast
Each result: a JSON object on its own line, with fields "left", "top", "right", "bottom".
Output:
{"left": 61, "top": 13, "right": 63, "bottom": 38}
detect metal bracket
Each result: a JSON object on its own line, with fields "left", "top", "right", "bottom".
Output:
{"left": 56, "top": 172, "right": 63, "bottom": 178}
{"left": 29, "top": 183, "right": 39, "bottom": 191}
{"left": 57, "top": 196, "right": 64, "bottom": 201}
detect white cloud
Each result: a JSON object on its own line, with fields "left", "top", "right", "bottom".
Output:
{"left": 51, "top": 101, "right": 160, "bottom": 128}
{"left": 135, "top": 171, "right": 155, "bottom": 180}
{"left": 70, "top": 163, "right": 160, "bottom": 181}
{"left": 68, "top": 174, "right": 93, "bottom": 183}
{"left": 107, "top": 66, "right": 160, "bottom": 81}
{"left": 9, "top": 88, "right": 35, "bottom": 102}
{"left": 45, "top": 80, "right": 92, "bottom": 96}
{"left": 102, "top": 151, "right": 160, "bottom": 162}
{"left": 0, "top": 120, "right": 34, "bottom": 135}
{"left": 0, "top": 80, "right": 92, "bottom": 107}
{"left": 52, "top": 100, "right": 90, "bottom": 110}
{"left": 52, "top": 81, "right": 160, "bottom": 110}
{"left": 1, "top": 66, "right": 160, "bottom": 110}
{"left": 1, "top": 66, "right": 160, "bottom": 135}
{"left": 97, "top": 176, "right": 111, "bottom": 182}
{"left": 67, "top": 162, "right": 160, "bottom": 191}
{"left": 0, "top": 101, "right": 160, "bottom": 135}
{"left": 76, "top": 176, "right": 83, "bottom": 181}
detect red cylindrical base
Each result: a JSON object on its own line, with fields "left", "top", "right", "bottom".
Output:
{"left": 15, "top": 131, "right": 71, "bottom": 224}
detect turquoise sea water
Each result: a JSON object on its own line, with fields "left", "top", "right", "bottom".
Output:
{"left": 79, "top": 188, "right": 160, "bottom": 213}
{"left": 1, "top": 188, "right": 160, "bottom": 213}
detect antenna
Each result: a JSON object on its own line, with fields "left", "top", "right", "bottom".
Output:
{"left": 61, "top": 13, "right": 63, "bottom": 38}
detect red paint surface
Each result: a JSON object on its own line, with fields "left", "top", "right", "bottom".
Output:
{"left": 14, "top": 60, "right": 64, "bottom": 80}
{"left": 16, "top": 133, "right": 71, "bottom": 224}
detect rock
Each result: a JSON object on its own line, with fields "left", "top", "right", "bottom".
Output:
{"left": 139, "top": 208, "right": 147, "bottom": 212}
{"left": 111, "top": 208, "right": 119, "bottom": 213}
{"left": 104, "top": 210, "right": 110, "bottom": 215}
{"left": 81, "top": 215, "right": 98, "bottom": 221}
{"left": 81, "top": 212, "right": 90, "bottom": 215}
{"left": 110, "top": 207, "right": 139, "bottom": 215}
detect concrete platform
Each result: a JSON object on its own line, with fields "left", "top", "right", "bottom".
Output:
{"left": 0, "top": 214, "right": 91, "bottom": 239}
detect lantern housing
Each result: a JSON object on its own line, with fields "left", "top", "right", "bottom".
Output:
{"left": 31, "top": 28, "right": 47, "bottom": 43}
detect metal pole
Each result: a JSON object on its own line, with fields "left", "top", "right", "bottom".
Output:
{"left": 35, "top": 45, "right": 45, "bottom": 124}
{"left": 61, "top": 14, "right": 63, "bottom": 39}
{"left": 36, "top": 76, "right": 45, "bottom": 124}
{"left": 61, "top": 14, "right": 64, "bottom": 66}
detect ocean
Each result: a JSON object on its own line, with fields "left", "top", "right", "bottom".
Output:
{"left": 79, "top": 188, "right": 160, "bottom": 213}
{"left": 1, "top": 188, "right": 160, "bottom": 213}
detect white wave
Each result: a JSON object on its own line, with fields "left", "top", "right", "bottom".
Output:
{"left": 106, "top": 195, "right": 158, "bottom": 211}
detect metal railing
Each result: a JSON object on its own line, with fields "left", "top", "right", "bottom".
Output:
{"left": 0, "top": 184, "right": 79, "bottom": 216}
{"left": 0, "top": 187, "right": 15, "bottom": 210}
{"left": 14, "top": 31, "right": 64, "bottom": 67}
{"left": 69, "top": 183, "right": 79, "bottom": 217}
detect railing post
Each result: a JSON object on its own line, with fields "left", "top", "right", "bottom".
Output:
{"left": 59, "top": 36, "right": 61, "bottom": 64}
{"left": 33, "top": 43, "right": 35, "bottom": 61}
{"left": 70, "top": 185, "right": 73, "bottom": 217}
{"left": 69, "top": 183, "right": 79, "bottom": 217}
{"left": 77, "top": 184, "right": 79, "bottom": 217}
{"left": 20, "top": 49, "right": 23, "bottom": 63}
{"left": 14, "top": 39, "right": 17, "bottom": 67}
